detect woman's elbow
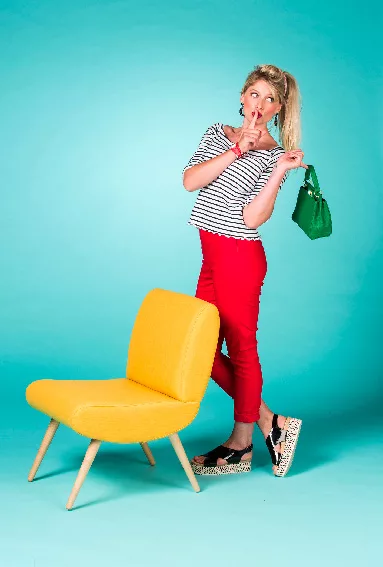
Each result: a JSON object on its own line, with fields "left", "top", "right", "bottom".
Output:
{"left": 243, "top": 208, "right": 258, "bottom": 229}
{"left": 183, "top": 172, "right": 195, "bottom": 192}
{"left": 245, "top": 220, "right": 259, "bottom": 230}
{"left": 183, "top": 176, "right": 199, "bottom": 192}
{"left": 243, "top": 209, "right": 270, "bottom": 230}
{"left": 183, "top": 180, "right": 194, "bottom": 192}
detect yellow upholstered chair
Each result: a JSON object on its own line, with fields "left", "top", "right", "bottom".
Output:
{"left": 26, "top": 288, "right": 220, "bottom": 510}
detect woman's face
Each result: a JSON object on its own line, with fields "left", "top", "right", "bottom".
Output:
{"left": 240, "top": 79, "right": 282, "bottom": 127}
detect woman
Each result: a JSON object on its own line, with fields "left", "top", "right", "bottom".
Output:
{"left": 182, "top": 64, "right": 307, "bottom": 477}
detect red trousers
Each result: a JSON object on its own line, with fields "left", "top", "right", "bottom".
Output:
{"left": 195, "top": 229, "right": 267, "bottom": 422}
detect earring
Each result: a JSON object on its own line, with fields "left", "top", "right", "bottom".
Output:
{"left": 239, "top": 103, "right": 244, "bottom": 116}
{"left": 274, "top": 113, "right": 278, "bottom": 127}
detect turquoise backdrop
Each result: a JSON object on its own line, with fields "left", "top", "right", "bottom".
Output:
{"left": 0, "top": 1, "right": 381, "bottom": 566}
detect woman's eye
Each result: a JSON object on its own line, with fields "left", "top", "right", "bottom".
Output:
{"left": 251, "top": 93, "right": 274, "bottom": 102}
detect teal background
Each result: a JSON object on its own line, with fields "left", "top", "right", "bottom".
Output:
{"left": 0, "top": 1, "right": 381, "bottom": 566}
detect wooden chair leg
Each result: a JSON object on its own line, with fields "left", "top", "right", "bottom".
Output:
{"left": 169, "top": 433, "right": 200, "bottom": 493}
{"left": 140, "top": 442, "right": 155, "bottom": 466}
{"left": 66, "top": 439, "right": 101, "bottom": 511}
{"left": 28, "top": 418, "right": 60, "bottom": 482}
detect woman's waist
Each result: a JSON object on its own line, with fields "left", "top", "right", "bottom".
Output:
{"left": 189, "top": 214, "right": 260, "bottom": 240}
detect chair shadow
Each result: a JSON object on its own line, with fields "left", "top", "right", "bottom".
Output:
{"left": 34, "top": 467, "right": 79, "bottom": 481}
{"left": 70, "top": 495, "right": 123, "bottom": 511}
{"left": 42, "top": 402, "right": 382, "bottom": 510}
{"left": 32, "top": 448, "right": 153, "bottom": 483}
{"left": 59, "top": 443, "right": 198, "bottom": 510}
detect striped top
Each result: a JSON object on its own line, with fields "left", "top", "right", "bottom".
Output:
{"left": 183, "top": 122, "right": 288, "bottom": 240}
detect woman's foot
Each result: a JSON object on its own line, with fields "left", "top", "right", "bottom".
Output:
{"left": 257, "top": 413, "right": 288, "bottom": 474}
{"left": 191, "top": 442, "right": 253, "bottom": 475}
{"left": 258, "top": 412, "right": 302, "bottom": 476}
{"left": 192, "top": 439, "right": 253, "bottom": 467}
{"left": 191, "top": 422, "right": 254, "bottom": 475}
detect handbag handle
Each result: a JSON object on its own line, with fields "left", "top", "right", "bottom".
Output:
{"left": 304, "top": 165, "right": 321, "bottom": 193}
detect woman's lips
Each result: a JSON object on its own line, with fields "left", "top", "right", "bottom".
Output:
{"left": 252, "top": 111, "right": 263, "bottom": 118}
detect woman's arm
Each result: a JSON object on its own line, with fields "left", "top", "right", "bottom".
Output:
{"left": 183, "top": 115, "right": 263, "bottom": 192}
{"left": 243, "top": 150, "right": 307, "bottom": 230}
{"left": 242, "top": 164, "right": 286, "bottom": 229}
{"left": 183, "top": 150, "right": 237, "bottom": 192}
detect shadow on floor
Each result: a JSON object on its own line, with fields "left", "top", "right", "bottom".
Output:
{"left": 29, "top": 399, "right": 383, "bottom": 509}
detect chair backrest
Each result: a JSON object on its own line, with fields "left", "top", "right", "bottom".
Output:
{"left": 126, "top": 288, "right": 220, "bottom": 403}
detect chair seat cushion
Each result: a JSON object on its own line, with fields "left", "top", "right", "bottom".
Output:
{"left": 26, "top": 378, "right": 199, "bottom": 443}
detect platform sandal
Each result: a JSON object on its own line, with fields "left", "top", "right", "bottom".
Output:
{"left": 191, "top": 444, "right": 253, "bottom": 476}
{"left": 266, "top": 414, "right": 302, "bottom": 477}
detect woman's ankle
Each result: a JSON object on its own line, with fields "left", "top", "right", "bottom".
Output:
{"left": 256, "top": 412, "right": 287, "bottom": 438}
{"left": 257, "top": 413, "right": 275, "bottom": 438}
{"left": 225, "top": 421, "right": 254, "bottom": 449}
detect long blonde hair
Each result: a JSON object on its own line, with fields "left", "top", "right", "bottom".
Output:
{"left": 241, "top": 64, "right": 302, "bottom": 151}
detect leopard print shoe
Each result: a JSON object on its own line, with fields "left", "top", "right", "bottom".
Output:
{"left": 190, "top": 444, "right": 253, "bottom": 476}
{"left": 266, "top": 414, "right": 302, "bottom": 477}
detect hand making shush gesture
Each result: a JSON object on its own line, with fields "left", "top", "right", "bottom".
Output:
{"left": 237, "top": 113, "right": 308, "bottom": 171}
{"left": 237, "top": 113, "right": 263, "bottom": 154}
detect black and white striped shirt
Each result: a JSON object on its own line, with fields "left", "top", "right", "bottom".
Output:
{"left": 183, "top": 122, "right": 287, "bottom": 240}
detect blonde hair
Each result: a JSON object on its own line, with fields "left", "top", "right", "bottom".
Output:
{"left": 241, "top": 64, "right": 302, "bottom": 151}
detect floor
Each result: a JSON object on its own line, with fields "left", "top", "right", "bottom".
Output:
{"left": 1, "top": 384, "right": 381, "bottom": 567}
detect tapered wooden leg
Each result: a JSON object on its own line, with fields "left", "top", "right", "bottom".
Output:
{"left": 169, "top": 433, "right": 200, "bottom": 493}
{"left": 28, "top": 418, "right": 60, "bottom": 482}
{"left": 66, "top": 439, "right": 101, "bottom": 510}
{"left": 140, "top": 442, "right": 155, "bottom": 466}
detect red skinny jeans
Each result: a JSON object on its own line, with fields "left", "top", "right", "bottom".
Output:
{"left": 195, "top": 229, "right": 267, "bottom": 423}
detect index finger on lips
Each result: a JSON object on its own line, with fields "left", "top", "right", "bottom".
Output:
{"left": 248, "top": 112, "right": 258, "bottom": 129}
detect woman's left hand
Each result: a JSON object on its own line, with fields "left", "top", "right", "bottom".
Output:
{"left": 277, "top": 150, "right": 308, "bottom": 171}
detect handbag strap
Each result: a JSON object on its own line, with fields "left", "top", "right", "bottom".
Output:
{"left": 304, "top": 165, "right": 321, "bottom": 193}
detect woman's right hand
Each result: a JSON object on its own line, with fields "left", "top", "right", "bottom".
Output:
{"left": 237, "top": 113, "right": 262, "bottom": 154}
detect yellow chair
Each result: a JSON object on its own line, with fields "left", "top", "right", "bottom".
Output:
{"left": 26, "top": 288, "right": 220, "bottom": 510}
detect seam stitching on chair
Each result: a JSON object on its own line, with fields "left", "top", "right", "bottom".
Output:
{"left": 69, "top": 401, "right": 200, "bottom": 442}
{"left": 78, "top": 401, "right": 190, "bottom": 410}
{"left": 68, "top": 384, "right": 196, "bottom": 428}
{"left": 70, "top": 399, "right": 191, "bottom": 421}
{"left": 128, "top": 378, "right": 181, "bottom": 402}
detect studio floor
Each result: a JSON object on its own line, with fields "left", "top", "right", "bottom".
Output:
{"left": 1, "top": 385, "right": 381, "bottom": 567}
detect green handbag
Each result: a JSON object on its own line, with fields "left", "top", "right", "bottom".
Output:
{"left": 292, "top": 164, "right": 332, "bottom": 240}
